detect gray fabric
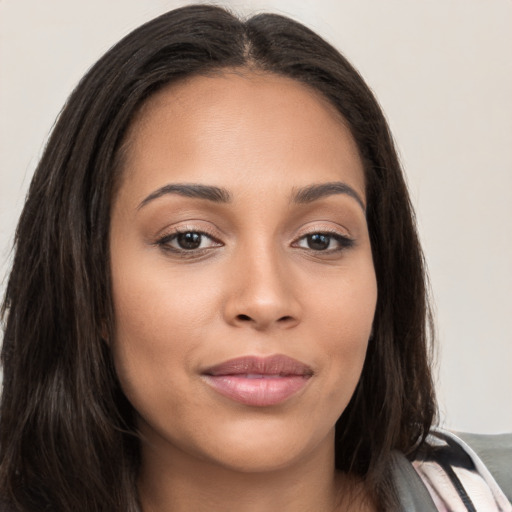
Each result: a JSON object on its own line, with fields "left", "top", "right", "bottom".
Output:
{"left": 457, "top": 432, "right": 512, "bottom": 504}
{"left": 390, "top": 451, "right": 438, "bottom": 511}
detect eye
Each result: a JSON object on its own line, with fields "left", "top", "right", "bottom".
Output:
{"left": 157, "top": 230, "right": 222, "bottom": 252}
{"left": 294, "top": 232, "right": 354, "bottom": 252}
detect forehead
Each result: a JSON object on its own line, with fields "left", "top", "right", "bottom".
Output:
{"left": 133, "top": 70, "right": 346, "bottom": 127}
{"left": 118, "top": 70, "right": 365, "bottom": 203}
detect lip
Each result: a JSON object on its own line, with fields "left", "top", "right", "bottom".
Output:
{"left": 201, "top": 355, "right": 313, "bottom": 407}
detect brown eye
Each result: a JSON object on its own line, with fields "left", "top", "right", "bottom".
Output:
{"left": 294, "top": 232, "right": 355, "bottom": 252}
{"left": 157, "top": 230, "right": 222, "bottom": 253}
{"left": 176, "top": 232, "right": 202, "bottom": 250}
{"left": 306, "top": 234, "right": 331, "bottom": 251}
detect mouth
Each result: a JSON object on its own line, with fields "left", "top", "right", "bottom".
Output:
{"left": 201, "top": 355, "right": 313, "bottom": 407}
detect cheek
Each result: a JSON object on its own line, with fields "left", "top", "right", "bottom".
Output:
{"left": 111, "top": 250, "right": 222, "bottom": 348}
{"left": 316, "top": 258, "right": 377, "bottom": 338}
{"left": 109, "top": 260, "right": 218, "bottom": 414}
{"left": 311, "top": 265, "right": 377, "bottom": 404}
{"left": 109, "top": 250, "right": 247, "bottom": 430}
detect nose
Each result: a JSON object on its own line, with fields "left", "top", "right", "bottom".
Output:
{"left": 222, "top": 245, "right": 302, "bottom": 331}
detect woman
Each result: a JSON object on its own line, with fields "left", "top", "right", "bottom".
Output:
{"left": 0, "top": 5, "right": 509, "bottom": 512}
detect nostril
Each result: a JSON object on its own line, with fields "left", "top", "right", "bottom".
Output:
{"left": 232, "top": 313, "right": 298, "bottom": 327}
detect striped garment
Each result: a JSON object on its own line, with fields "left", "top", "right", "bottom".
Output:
{"left": 413, "top": 429, "right": 512, "bottom": 511}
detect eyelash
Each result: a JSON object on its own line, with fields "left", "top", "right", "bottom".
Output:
{"left": 292, "top": 230, "right": 355, "bottom": 253}
{"left": 155, "top": 228, "right": 354, "bottom": 257}
{"left": 155, "top": 228, "right": 222, "bottom": 257}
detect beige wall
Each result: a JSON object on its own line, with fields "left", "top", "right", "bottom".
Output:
{"left": 1, "top": 0, "right": 511, "bottom": 433}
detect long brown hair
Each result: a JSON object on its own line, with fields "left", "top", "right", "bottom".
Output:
{"left": 0, "top": 5, "right": 436, "bottom": 511}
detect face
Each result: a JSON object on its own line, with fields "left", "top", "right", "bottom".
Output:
{"left": 110, "top": 71, "right": 377, "bottom": 474}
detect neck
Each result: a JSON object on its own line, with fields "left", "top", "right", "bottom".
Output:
{"left": 137, "top": 433, "right": 365, "bottom": 512}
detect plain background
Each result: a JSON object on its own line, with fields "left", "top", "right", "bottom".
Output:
{"left": 0, "top": 0, "right": 511, "bottom": 434}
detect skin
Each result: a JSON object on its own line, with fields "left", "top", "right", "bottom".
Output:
{"left": 110, "top": 70, "right": 378, "bottom": 512}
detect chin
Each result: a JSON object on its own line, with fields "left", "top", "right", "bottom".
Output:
{"left": 190, "top": 417, "right": 336, "bottom": 474}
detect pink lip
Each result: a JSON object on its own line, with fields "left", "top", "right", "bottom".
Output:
{"left": 201, "top": 355, "right": 313, "bottom": 407}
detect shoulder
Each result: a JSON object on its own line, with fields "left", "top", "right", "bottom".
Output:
{"left": 456, "top": 431, "right": 512, "bottom": 503}
{"left": 412, "top": 429, "right": 512, "bottom": 511}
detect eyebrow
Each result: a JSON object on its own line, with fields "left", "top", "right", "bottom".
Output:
{"left": 137, "top": 180, "right": 365, "bottom": 212}
{"left": 137, "top": 183, "right": 232, "bottom": 209}
{"left": 292, "top": 182, "right": 366, "bottom": 212}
